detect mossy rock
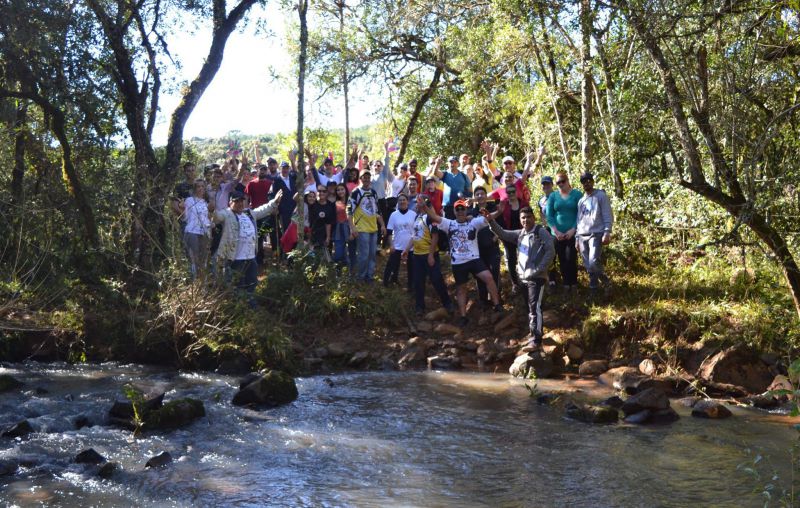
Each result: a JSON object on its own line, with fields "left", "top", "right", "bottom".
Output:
{"left": 0, "top": 375, "right": 24, "bottom": 393}
{"left": 232, "top": 370, "right": 298, "bottom": 408}
{"left": 143, "top": 398, "right": 205, "bottom": 431}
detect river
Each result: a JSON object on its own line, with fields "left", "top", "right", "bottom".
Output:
{"left": 0, "top": 362, "right": 796, "bottom": 507}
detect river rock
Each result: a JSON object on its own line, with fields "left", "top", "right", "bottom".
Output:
{"left": 578, "top": 360, "right": 608, "bottom": 377}
{"left": 565, "top": 402, "right": 619, "bottom": 424}
{"left": 144, "top": 398, "right": 205, "bottom": 430}
{"left": 677, "top": 396, "right": 701, "bottom": 408}
{"left": 0, "top": 459, "right": 17, "bottom": 476}
{"left": 0, "top": 374, "right": 23, "bottom": 393}
{"left": 639, "top": 359, "right": 657, "bottom": 376}
{"left": 599, "top": 366, "right": 646, "bottom": 392}
{"left": 98, "top": 462, "right": 118, "bottom": 479}
{"left": 698, "top": 345, "right": 773, "bottom": 394}
{"left": 767, "top": 375, "right": 793, "bottom": 397}
{"left": 348, "top": 351, "right": 370, "bottom": 367}
{"left": 75, "top": 449, "right": 105, "bottom": 464}
{"left": 623, "top": 409, "right": 651, "bottom": 424}
{"left": 425, "top": 308, "right": 450, "bottom": 322}
{"left": 739, "top": 394, "right": 780, "bottom": 409}
{"left": 416, "top": 321, "right": 433, "bottom": 333}
{"left": 509, "top": 353, "right": 555, "bottom": 379}
{"left": 145, "top": 451, "right": 172, "bottom": 469}
{"left": 493, "top": 313, "right": 517, "bottom": 333}
{"left": 74, "top": 415, "right": 92, "bottom": 430}
{"left": 427, "top": 355, "right": 462, "bottom": 370}
{"left": 109, "top": 391, "right": 165, "bottom": 421}
{"left": 2, "top": 420, "right": 33, "bottom": 438}
{"left": 649, "top": 407, "right": 680, "bottom": 424}
{"left": 599, "top": 396, "right": 624, "bottom": 409}
{"left": 326, "top": 342, "right": 350, "bottom": 357}
{"left": 434, "top": 323, "right": 461, "bottom": 335}
{"left": 398, "top": 346, "right": 428, "bottom": 368}
{"left": 691, "top": 400, "right": 732, "bottom": 419}
{"left": 565, "top": 343, "right": 584, "bottom": 362}
{"left": 232, "top": 370, "right": 298, "bottom": 408}
{"left": 620, "top": 387, "right": 670, "bottom": 416}
{"left": 536, "top": 393, "right": 559, "bottom": 405}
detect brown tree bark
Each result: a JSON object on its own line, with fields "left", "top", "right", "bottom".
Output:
{"left": 394, "top": 65, "right": 443, "bottom": 166}
{"left": 296, "top": 0, "right": 309, "bottom": 235}
{"left": 11, "top": 100, "right": 26, "bottom": 203}
{"left": 580, "top": 0, "right": 593, "bottom": 175}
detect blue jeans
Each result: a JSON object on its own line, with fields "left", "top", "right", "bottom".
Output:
{"left": 226, "top": 259, "right": 259, "bottom": 306}
{"left": 356, "top": 232, "right": 378, "bottom": 281}
{"left": 333, "top": 222, "right": 350, "bottom": 265}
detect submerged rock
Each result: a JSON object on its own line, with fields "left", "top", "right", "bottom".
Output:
{"left": 98, "top": 462, "right": 118, "bottom": 479}
{"left": 510, "top": 353, "right": 555, "bottom": 379}
{"left": 649, "top": 407, "right": 680, "bottom": 424}
{"left": 107, "top": 391, "right": 165, "bottom": 430}
{"left": 75, "top": 449, "right": 105, "bottom": 464}
{"left": 623, "top": 409, "right": 651, "bottom": 424}
{"left": 565, "top": 402, "right": 619, "bottom": 424}
{"left": 599, "top": 396, "right": 624, "bottom": 409}
{"left": 0, "top": 459, "right": 18, "bottom": 476}
{"left": 2, "top": 420, "right": 33, "bottom": 438}
{"left": 0, "top": 374, "right": 24, "bottom": 393}
{"left": 698, "top": 345, "right": 773, "bottom": 394}
{"left": 145, "top": 451, "right": 172, "bottom": 469}
{"left": 143, "top": 398, "right": 205, "bottom": 430}
{"left": 74, "top": 415, "right": 92, "bottom": 430}
{"left": 427, "top": 355, "right": 462, "bottom": 370}
{"left": 232, "top": 370, "right": 298, "bottom": 408}
{"left": 691, "top": 400, "right": 732, "bottom": 419}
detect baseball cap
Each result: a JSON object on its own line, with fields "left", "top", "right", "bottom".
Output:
{"left": 280, "top": 161, "right": 290, "bottom": 168}
{"left": 409, "top": 158, "right": 418, "bottom": 165}
{"left": 454, "top": 199, "right": 469, "bottom": 209}
{"left": 541, "top": 175, "right": 554, "bottom": 184}
{"left": 266, "top": 157, "right": 277, "bottom": 164}
{"left": 399, "top": 163, "right": 409, "bottom": 170}
{"left": 425, "top": 176, "right": 436, "bottom": 183}
{"left": 580, "top": 172, "right": 594, "bottom": 183}
{"left": 448, "top": 156, "right": 458, "bottom": 163}
{"left": 501, "top": 155, "right": 515, "bottom": 164}
{"left": 229, "top": 190, "right": 246, "bottom": 201}
{"left": 323, "top": 158, "right": 334, "bottom": 165}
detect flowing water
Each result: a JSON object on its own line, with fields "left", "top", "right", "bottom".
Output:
{"left": 0, "top": 362, "right": 796, "bottom": 507}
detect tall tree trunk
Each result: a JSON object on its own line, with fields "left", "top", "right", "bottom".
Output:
{"left": 296, "top": 0, "right": 309, "bottom": 237}
{"left": 11, "top": 100, "right": 26, "bottom": 203}
{"left": 594, "top": 36, "right": 625, "bottom": 198}
{"left": 338, "top": 0, "right": 350, "bottom": 160}
{"left": 395, "top": 66, "right": 442, "bottom": 166}
{"left": 621, "top": 0, "right": 800, "bottom": 318}
{"left": 580, "top": 0, "right": 593, "bottom": 175}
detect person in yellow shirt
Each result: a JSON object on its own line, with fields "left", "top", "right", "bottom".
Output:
{"left": 348, "top": 171, "right": 386, "bottom": 282}
{"left": 402, "top": 197, "right": 454, "bottom": 315}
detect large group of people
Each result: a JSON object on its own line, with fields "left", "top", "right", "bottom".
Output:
{"left": 172, "top": 138, "right": 614, "bottom": 349}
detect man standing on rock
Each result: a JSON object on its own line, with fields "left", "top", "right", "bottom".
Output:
{"left": 576, "top": 172, "right": 613, "bottom": 294}
{"left": 488, "top": 207, "right": 555, "bottom": 350}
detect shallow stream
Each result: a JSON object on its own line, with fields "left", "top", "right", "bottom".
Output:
{"left": 0, "top": 363, "right": 796, "bottom": 507}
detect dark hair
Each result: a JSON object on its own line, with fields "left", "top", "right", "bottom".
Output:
{"left": 473, "top": 186, "right": 487, "bottom": 195}
{"left": 335, "top": 183, "right": 349, "bottom": 202}
{"left": 519, "top": 206, "right": 534, "bottom": 216}
{"left": 346, "top": 168, "right": 359, "bottom": 183}
{"left": 183, "top": 162, "right": 195, "bottom": 170}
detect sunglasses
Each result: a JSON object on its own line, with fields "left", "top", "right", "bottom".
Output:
{"left": 556, "top": 180, "right": 566, "bottom": 185}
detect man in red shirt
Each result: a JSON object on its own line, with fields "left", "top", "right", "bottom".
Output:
{"left": 245, "top": 163, "right": 273, "bottom": 265}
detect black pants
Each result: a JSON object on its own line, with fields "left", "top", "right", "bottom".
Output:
{"left": 377, "top": 198, "right": 388, "bottom": 246}
{"left": 383, "top": 249, "right": 413, "bottom": 290}
{"left": 555, "top": 237, "right": 578, "bottom": 285}
{"left": 256, "top": 217, "right": 269, "bottom": 265}
{"left": 411, "top": 253, "right": 451, "bottom": 312}
{"left": 522, "top": 278, "right": 546, "bottom": 342}
{"left": 502, "top": 240, "right": 522, "bottom": 289}
{"left": 476, "top": 244, "right": 501, "bottom": 304}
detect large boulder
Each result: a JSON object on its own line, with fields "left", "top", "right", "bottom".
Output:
{"left": 620, "top": 387, "right": 670, "bottom": 416}
{"left": 145, "top": 451, "right": 172, "bottom": 469}
{"left": 143, "top": 398, "right": 205, "bottom": 430}
{"left": 565, "top": 402, "right": 619, "bottom": 424}
{"left": 599, "top": 366, "right": 647, "bottom": 392}
{"left": 509, "top": 353, "right": 555, "bottom": 379}
{"left": 232, "top": 371, "right": 298, "bottom": 408}
{"left": 698, "top": 346, "right": 773, "bottom": 394}
{"left": 691, "top": 399, "right": 732, "bottom": 419}
{"left": 0, "top": 374, "right": 24, "bottom": 393}
{"left": 108, "top": 392, "right": 165, "bottom": 429}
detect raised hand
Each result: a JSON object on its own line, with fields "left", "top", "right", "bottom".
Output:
{"left": 274, "top": 189, "right": 284, "bottom": 202}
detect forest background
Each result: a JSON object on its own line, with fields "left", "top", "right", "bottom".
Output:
{"left": 0, "top": 0, "right": 798, "bottom": 368}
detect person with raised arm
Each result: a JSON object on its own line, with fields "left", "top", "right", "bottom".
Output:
{"left": 383, "top": 194, "right": 415, "bottom": 289}
{"left": 487, "top": 206, "right": 555, "bottom": 350}
{"left": 431, "top": 154, "right": 473, "bottom": 219}
{"left": 417, "top": 195, "right": 502, "bottom": 328}
{"left": 348, "top": 169, "right": 386, "bottom": 282}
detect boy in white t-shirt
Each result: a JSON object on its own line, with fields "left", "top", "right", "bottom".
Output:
{"left": 382, "top": 194, "right": 416, "bottom": 289}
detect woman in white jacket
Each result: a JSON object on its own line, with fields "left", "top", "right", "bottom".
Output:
{"left": 214, "top": 189, "right": 283, "bottom": 299}
{"left": 182, "top": 180, "right": 212, "bottom": 279}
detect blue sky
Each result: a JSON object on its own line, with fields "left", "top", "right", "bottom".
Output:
{"left": 152, "top": 3, "right": 379, "bottom": 144}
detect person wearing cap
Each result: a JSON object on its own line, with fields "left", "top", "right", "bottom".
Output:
{"left": 488, "top": 147, "right": 545, "bottom": 205}
{"left": 546, "top": 170, "right": 583, "bottom": 292}
{"left": 371, "top": 142, "right": 393, "bottom": 247}
{"left": 383, "top": 193, "right": 415, "bottom": 289}
{"left": 576, "top": 172, "right": 613, "bottom": 292}
{"left": 468, "top": 186, "right": 502, "bottom": 307}
{"left": 386, "top": 163, "right": 410, "bottom": 243}
{"left": 421, "top": 176, "right": 443, "bottom": 215}
{"left": 213, "top": 189, "right": 283, "bottom": 301}
{"left": 418, "top": 196, "right": 503, "bottom": 327}
{"left": 488, "top": 206, "right": 555, "bottom": 350}
{"left": 348, "top": 170, "right": 386, "bottom": 282}
{"left": 207, "top": 164, "right": 246, "bottom": 269}
{"left": 431, "top": 155, "right": 473, "bottom": 219}
{"left": 407, "top": 159, "right": 423, "bottom": 191}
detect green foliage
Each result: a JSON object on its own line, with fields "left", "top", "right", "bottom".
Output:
{"left": 122, "top": 384, "right": 145, "bottom": 437}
